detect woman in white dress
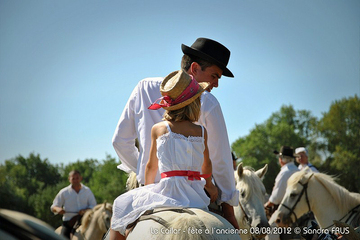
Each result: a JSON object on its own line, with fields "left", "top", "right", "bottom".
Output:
{"left": 110, "top": 70, "right": 218, "bottom": 240}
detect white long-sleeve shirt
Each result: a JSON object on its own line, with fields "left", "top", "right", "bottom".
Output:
{"left": 112, "top": 77, "right": 238, "bottom": 206}
{"left": 51, "top": 184, "right": 97, "bottom": 221}
{"left": 269, "top": 162, "right": 299, "bottom": 205}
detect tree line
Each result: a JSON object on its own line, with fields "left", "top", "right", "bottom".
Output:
{"left": 0, "top": 95, "right": 358, "bottom": 228}
{"left": 232, "top": 95, "right": 360, "bottom": 194}
{"left": 0, "top": 154, "right": 128, "bottom": 228}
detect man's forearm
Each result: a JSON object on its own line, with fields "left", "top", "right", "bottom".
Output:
{"left": 221, "top": 202, "right": 239, "bottom": 229}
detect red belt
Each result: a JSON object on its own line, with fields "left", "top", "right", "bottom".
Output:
{"left": 161, "top": 170, "right": 211, "bottom": 181}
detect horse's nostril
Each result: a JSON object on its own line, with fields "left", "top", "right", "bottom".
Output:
{"left": 276, "top": 218, "right": 280, "bottom": 224}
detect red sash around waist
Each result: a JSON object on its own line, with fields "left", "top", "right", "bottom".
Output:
{"left": 161, "top": 170, "right": 211, "bottom": 181}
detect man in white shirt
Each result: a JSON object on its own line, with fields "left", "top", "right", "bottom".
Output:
{"left": 295, "top": 147, "right": 319, "bottom": 172}
{"left": 264, "top": 147, "right": 300, "bottom": 240}
{"left": 264, "top": 146, "right": 299, "bottom": 210}
{"left": 112, "top": 38, "right": 239, "bottom": 229}
{"left": 51, "top": 170, "right": 97, "bottom": 238}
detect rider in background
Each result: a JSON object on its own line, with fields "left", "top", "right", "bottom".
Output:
{"left": 264, "top": 146, "right": 299, "bottom": 240}
{"left": 51, "top": 170, "right": 97, "bottom": 239}
{"left": 295, "top": 147, "right": 319, "bottom": 172}
{"left": 264, "top": 146, "right": 299, "bottom": 214}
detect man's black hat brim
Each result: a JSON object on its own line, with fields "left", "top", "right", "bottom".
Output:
{"left": 181, "top": 43, "right": 234, "bottom": 78}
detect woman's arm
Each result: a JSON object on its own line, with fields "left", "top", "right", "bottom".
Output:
{"left": 202, "top": 128, "right": 218, "bottom": 202}
{"left": 145, "top": 125, "right": 159, "bottom": 185}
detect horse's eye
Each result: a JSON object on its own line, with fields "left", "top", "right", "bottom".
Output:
{"left": 240, "top": 189, "right": 246, "bottom": 198}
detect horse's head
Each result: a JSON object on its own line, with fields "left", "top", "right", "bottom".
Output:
{"left": 81, "top": 202, "right": 113, "bottom": 238}
{"left": 96, "top": 202, "right": 113, "bottom": 233}
{"left": 235, "top": 162, "right": 270, "bottom": 238}
{"left": 276, "top": 169, "right": 314, "bottom": 227}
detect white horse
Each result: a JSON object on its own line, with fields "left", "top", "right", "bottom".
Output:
{"left": 106, "top": 172, "right": 241, "bottom": 240}
{"left": 234, "top": 163, "right": 270, "bottom": 239}
{"left": 125, "top": 207, "right": 241, "bottom": 240}
{"left": 275, "top": 169, "right": 360, "bottom": 230}
{"left": 56, "top": 202, "right": 112, "bottom": 240}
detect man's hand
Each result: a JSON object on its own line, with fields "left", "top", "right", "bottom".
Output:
{"left": 79, "top": 208, "right": 90, "bottom": 216}
{"left": 52, "top": 206, "right": 65, "bottom": 215}
{"left": 204, "top": 183, "right": 218, "bottom": 203}
{"left": 264, "top": 201, "right": 277, "bottom": 220}
{"left": 264, "top": 201, "right": 274, "bottom": 209}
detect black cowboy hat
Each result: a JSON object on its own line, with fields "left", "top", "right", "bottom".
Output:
{"left": 181, "top": 38, "right": 234, "bottom": 78}
{"left": 273, "top": 146, "right": 296, "bottom": 158}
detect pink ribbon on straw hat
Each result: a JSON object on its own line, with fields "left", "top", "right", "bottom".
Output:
{"left": 148, "top": 76, "right": 200, "bottom": 110}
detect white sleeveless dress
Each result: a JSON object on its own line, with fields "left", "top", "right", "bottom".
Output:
{"left": 111, "top": 122, "right": 210, "bottom": 235}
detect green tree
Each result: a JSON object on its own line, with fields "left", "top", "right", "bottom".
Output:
{"left": 232, "top": 105, "right": 318, "bottom": 192}
{"left": 317, "top": 95, "right": 360, "bottom": 192}
{"left": 89, "top": 155, "right": 129, "bottom": 203}
{"left": 1, "top": 153, "right": 132, "bottom": 228}
{"left": 29, "top": 181, "right": 68, "bottom": 228}
{"left": 0, "top": 153, "right": 61, "bottom": 215}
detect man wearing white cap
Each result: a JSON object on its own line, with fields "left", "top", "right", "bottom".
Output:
{"left": 295, "top": 147, "right": 319, "bottom": 172}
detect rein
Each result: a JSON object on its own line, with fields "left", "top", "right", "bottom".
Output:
{"left": 239, "top": 200, "right": 251, "bottom": 226}
{"left": 281, "top": 173, "right": 360, "bottom": 229}
{"left": 280, "top": 173, "right": 313, "bottom": 223}
{"left": 323, "top": 204, "right": 360, "bottom": 229}
{"left": 239, "top": 200, "right": 258, "bottom": 240}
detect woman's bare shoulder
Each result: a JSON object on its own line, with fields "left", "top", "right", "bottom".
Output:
{"left": 152, "top": 121, "right": 168, "bottom": 136}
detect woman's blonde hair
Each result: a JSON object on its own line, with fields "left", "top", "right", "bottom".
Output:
{"left": 163, "top": 97, "right": 201, "bottom": 122}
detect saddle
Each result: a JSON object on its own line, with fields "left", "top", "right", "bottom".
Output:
{"left": 67, "top": 215, "right": 82, "bottom": 229}
{"left": 66, "top": 215, "right": 83, "bottom": 239}
{"left": 126, "top": 207, "right": 204, "bottom": 233}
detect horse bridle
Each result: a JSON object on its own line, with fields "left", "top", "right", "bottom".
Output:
{"left": 239, "top": 200, "right": 251, "bottom": 226}
{"left": 103, "top": 207, "right": 112, "bottom": 230}
{"left": 279, "top": 173, "right": 314, "bottom": 223}
{"left": 280, "top": 173, "right": 360, "bottom": 229}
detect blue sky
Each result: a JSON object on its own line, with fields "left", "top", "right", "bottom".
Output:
{"left": 1, "top": 0, "right": 359, "bottom": 165}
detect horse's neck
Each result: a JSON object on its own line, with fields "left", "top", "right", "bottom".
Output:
{"left": 311, "top": 183, "right": 358, "bottom": 228}
{"left": 82, "top": 218, "right": 103, "bottom": 240}
{"left": 312, "top": 198, "right": 341, "bottom": 228}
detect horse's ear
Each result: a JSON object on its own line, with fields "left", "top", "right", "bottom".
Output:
{"left": 256, "top": 164, "right": 268, "bottom": 180}
{"left": 237, "top": 162, "right": 244, "bottom": 179}
{"left": 103, "top": 201, "right": 107, "bottom": 209}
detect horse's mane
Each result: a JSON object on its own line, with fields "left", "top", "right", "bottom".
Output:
{"left": 288, "top": 170, "right": 360, "bottom": 213}
{"left": 236, "top": 166, "right": 266, "bottom": 201}
{"left": 81, "top": 203, "right": 113, "bottom": 232}
{"left": 81, "top": 207, "right": 94, "bottom": 231}
{"left": 126, "top": 171, "right": 139, "bottom": 191}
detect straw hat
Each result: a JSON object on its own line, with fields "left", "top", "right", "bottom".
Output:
{"left": 149, "top": 70, "right": 209, "bottom": 111}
